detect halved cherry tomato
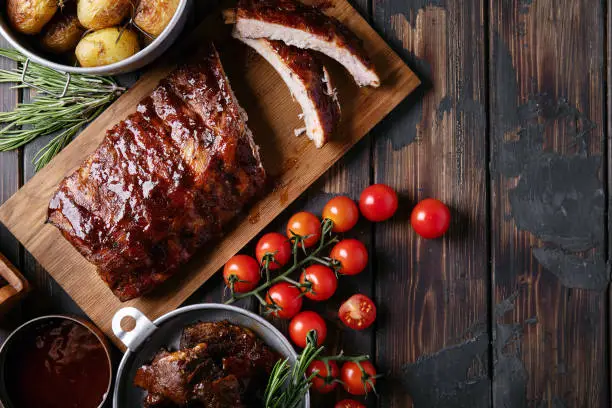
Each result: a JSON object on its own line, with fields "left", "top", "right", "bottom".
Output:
{"left": 330, "top": 239, "right": 368, "bottom": 275}
{"left": 287, "top": 212, "right": 322, "bottom": 248}
{"left": 223, "top": 255, "right": 260, "bottom": 293}
{"left": 339, "top": 294, "right": 377, "bottom": 330}
{"left": 335, "top": 400, "right": 366, "bottom": 408}
{"left": 411, "top": 198, "right": 451, "bottom": 239}
{"left": 306, "top": 360, "right": 339, "bottom": 394}
{"left": 256, "top": 232, "right": 291, "bottom": 270}
{"left": 265, "top": 282, "right": 302, "bottom": 319}
{"left": 322, "top": 196, "right": 359, "bottom": 233}
{"left": 289, "top": 311, "right": 327, "bottom": 348}
{"left": 359, "top": 184, "right": 398, "bottom": 222}
{"left": 299, "top": 265, "right": 337, "bottom": 301}
{"left": 340, "top": 360, "right": 377, "bottom": 395}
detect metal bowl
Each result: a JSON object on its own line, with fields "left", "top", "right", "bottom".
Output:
{"left": 0, "top": 0, "right": 192, "bottom": 76}
{"left": 0, "top": 315, "right": 114, "bottom": 408}
{"left": 112, "top": 304, "right": 310, "bottom": 408}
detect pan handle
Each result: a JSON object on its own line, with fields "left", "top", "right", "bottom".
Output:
{"left": 112, "top": 307, "right": 157, "bottom": 351}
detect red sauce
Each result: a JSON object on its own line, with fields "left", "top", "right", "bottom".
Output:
{"left": 5, "top": 319, "right": 110, "bottom": 408}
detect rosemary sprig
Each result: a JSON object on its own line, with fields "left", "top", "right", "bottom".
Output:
{"left": 264, "top": 331, "right": 324, "bottom": 408}
{"left": 264, "top": 332, "right": 378, "bottom": 407}
{"left": 0, "top": 48, "right": 125, "bottom": 170}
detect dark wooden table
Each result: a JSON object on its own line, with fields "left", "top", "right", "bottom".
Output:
{"left": 0, "top": 1, "right": 609, "bottom": 407}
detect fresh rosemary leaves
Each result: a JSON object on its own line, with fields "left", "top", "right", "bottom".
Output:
{"left": 0, "top": 49, "right": 125, "bottom": 170}
{"left": 264, "top": 331, "right": 324, "bottom": 408}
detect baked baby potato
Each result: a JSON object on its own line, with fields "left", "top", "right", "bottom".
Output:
{"left": 77, "top": 0, "right": 133, "bottom": 30}
{"left": 75, "top": 27, "right": 140, "bottom": 67}
{"left": 41, "top": 11, "right": 85, "bottom": 54}
{"left": 134, "top": 0, "right": 179, "bottom": 37}
{"left": 7, "top": 0, "right": 58, "bottom": 35}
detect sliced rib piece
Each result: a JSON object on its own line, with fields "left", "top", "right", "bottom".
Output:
{"left": 232, "top": 0, "right": 380, "bottom": 88}
{"left": 47, "top": 42, "right": 266, "bottom": 301}
{"left": 236, "top": 36, "right": 340, "bottom": 147}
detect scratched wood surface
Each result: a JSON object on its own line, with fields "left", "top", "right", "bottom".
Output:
{"left": 490, "top": 1, "right": 608, "bottom": 407}
{"left": 0, "top": 1, "right": 610, "bottom": 408}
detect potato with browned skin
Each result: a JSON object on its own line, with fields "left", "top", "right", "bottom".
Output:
{"left": 41, "top": 11, "right": 85, "bottom": 54}
{"left": 76, "top": 0, "right": 133, "bottom": 30}
{"left": 134, "top": 0, "right": 179, "bottom": 37}
{"left": 7, "top": 0, "right": 58, "bottom": 35}
{"left": 75, "top": 27, "right": 140, "bottom": 67}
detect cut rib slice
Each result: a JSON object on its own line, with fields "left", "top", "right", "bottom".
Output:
{"left": 236, "top": 36, "right": 340, "bottom": 147}
{"left": 232, "top": 0, "right": 380, "bottom": 88}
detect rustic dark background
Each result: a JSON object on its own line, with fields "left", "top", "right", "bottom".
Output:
{"left": 0, "top": 0, "right": 609, "bottom": 407}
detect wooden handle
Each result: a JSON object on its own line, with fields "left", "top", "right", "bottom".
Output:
{"left": 0, "top": 252, "right": 29, "bottom": 311}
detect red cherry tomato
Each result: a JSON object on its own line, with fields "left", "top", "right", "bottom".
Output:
{"left": 330, "top": 239, "right": 368, "bottom": 275}
{"left": 306, "top": 360, "right": 339, "bottom": 394}
{"left": 339, "top": 294, "right": 377, "bottom": 330}
{"left": 287, "top": 212, "right": 322, "bottom": 248}
{"left": 359, "top": 184, "right": 398, "bottom": 222}
{"left": 289, "top": 311, "right": 327, "bottom": 348}
{"left": 299, "top": 265, "right": 337, "bottom": 301}
{"left": 223, "top": 255, "right": 260, "bottom": 293}
{"left": 322, "top": 196, "right": 359, "bottom": 233}
{"left": 265, "top": 283, "right": 303, "bottom": 319}
{"left": 340, "top": 360, "right": 377, "bottom": 395}
{"left": 256, "top": 232, "right": 291, "bottom": 270}
{"left": 410, "top": 198, "right": 451, "bottom": 239}
{"left": 335, "top": 400, "right": 366, "bottom": 408}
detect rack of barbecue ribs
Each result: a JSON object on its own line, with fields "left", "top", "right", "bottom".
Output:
{"left": 47, "top": 42, "right": 266, "bottom": 301}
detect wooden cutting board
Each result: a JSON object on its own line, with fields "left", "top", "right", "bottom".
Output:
{"left": 0, "top": 0, "right": 419, "bottom": 347}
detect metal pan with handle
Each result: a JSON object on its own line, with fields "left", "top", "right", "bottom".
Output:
{"left": 111, "top": 303, "right": 310, "bottom": 407}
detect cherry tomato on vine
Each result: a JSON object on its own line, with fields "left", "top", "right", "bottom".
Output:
{"left": 286, "top": 212, "right": 321, "bottom": 248}
{"left": 299, "top": 265, "right": 337, "bottom": 301}
{"left": 306, "top": 360, "right": 339, "bottom": 394}
{"left": 330, "top": 239, "right": 368, "bottom": 275}
{"left": 340, "top": 360, "right": 377, "bottom": 395}
{"left": 359, "top": 184, "right": 398, "bottom": 222}
{"left": 256, "top": 232, "right": 291, "bottom": 270}
{"left": 410, "top": 198, "right": 451, "bottom": 239}
{"left": 289, "top": 311, "right": 327, "bottom": 348}
{"left": 223, "top": 255, "right": 260, "bottom": 293}
{"left": 339, "top": 294, "right": 377, "bottom": 330}
{"left": 322, "top": 196, "right": 359, "bottom": 233}
{"left": 335, "top": 400, "right": 366, "bottom": 408}
{"left": 265, "top": 282, "right": 302, "bottom": 319}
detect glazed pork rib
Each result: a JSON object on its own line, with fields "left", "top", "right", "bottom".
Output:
{"left": 236, "top": 37, "right": 340, "bottom": 147}
{"left": 231, "top": 0, "right": 380, "bottom": 88}
{"left": 47, "top": 42, "right": 266, "bottom": 301}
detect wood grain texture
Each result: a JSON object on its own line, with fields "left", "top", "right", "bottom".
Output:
{"left": 372, "top": 1, "right": 490, "bottom": 407}
{"left": 490, "top": 0, "right": 608, "bottom": 406}
{"left": 0, "top": 35, "right": 19, "bottom": 270}
{"left": 0, "top": 0, "right": 419, "bottom": 347}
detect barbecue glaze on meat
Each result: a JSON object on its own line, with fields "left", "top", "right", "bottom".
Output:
{"left": 236, "top": 36, "right": 340, "bottom": 147}
{"left": 134, "top": 321, "right": 279, "bottom": 408}
{"left": 232, "top": 0, "right": 380, "bottom": 87}
{"left": 47, "top": 42, "right": 265, "bottom": 301}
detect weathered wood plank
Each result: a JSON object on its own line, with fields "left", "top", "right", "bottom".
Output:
{"left": 0, "top": 35, "right": 22, "bottom": 341}
{"left": 372, "top": 1, "right": 490, "bottom": 407}
{"left": 490, "top": 0, "right": 608, "bottom": 406}
{"left": 608, "top": 0, "right": 612, "bottom": 398}
{"left": 0, "top": 36, "right": 19, "bottom": 269}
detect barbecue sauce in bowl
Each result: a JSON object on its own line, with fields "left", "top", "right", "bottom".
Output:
{"left": 4, "top": 318, "right": 111, "bottom": 408}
